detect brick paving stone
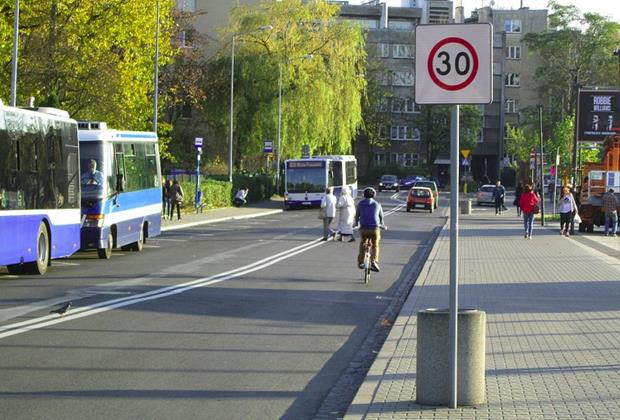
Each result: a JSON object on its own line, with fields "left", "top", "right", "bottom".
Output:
{"left": 344, "top": 214, "right": 620, "bottom": 420}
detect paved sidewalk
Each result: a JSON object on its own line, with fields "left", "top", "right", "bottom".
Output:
{"left": 346, "top": 210, "right": 620, "bottom": 419}
{"left": 160, "top": 197, "right": 284, "bottom": 231}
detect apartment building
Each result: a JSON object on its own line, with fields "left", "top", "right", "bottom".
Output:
{"left": 461, "top": 6, "right": 547, "bottom": 182}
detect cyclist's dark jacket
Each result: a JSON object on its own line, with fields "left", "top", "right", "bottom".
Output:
{"left": 355, "top": 198, "right": 384, "bottom": 229}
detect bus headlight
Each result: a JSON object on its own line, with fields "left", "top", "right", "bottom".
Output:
{"left": 84, "top": 214, "right": 104, "bottom": 228}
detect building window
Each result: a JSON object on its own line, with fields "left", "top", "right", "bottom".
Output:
{"left": 374, "top": 152, "right": 386, "bottom": 166}
{"left": 377, "top": 43, "right": 390, "bottom": 58}
{"left": 388, "top": 20, "right": 415, "bottom": 31}
{"left": 379, "top": 72, "right": 391, "bottom": 86}
{"left": 379, "top": 125, "right": 388, "bottom": 139}
{"left": 505, "top": 73, "right": 520, "bottom": 87}
{"left": 392, "top": 44, "right": 413, "bottom": 59}
{"left": 392, "top": 71, "right": 414, "bottom": 86}
{"left": 352, "top": 19, "right": 379, "bottom": 29}
{"left": 505, "top": 99, "right": 519, "bottom": 113}
{"left": 506, "top": 46, "right": 521, "bottom": 60}
{"left": 377, "top": 97, "right": 388, "bottom": 112}
{"left": 392, "top": 98, "right": 420, "bottom": 113}
{"left": 176, "top": 30, "right": 193, "bottom": 48}
{"left": 390, "top": 126, "right": 420, "bottom": 141}
{"left": 504, "top": 19, "right": 521, "bottom": 33}
{"left": 177, "top": 0, "right": 195, "bottom": 12}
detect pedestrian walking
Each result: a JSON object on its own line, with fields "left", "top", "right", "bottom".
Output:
{"left": 162, "top": 179, "right": 171, "bottom": 219}
{"left": 602, "top": 188, "right": 619, "bottom": 237}
{"left": 519, "top": 183, "right": 539, "bottom": 239}
{"left": 169, "top": 180, "right": 183, "bottom": 221}
{"left": 514, "top": 182, "right": 523, "bottom": 217}
{"left": 493, "top": 180, "right": 506, "bottom": 215}
{"left": 557, "top": 186, "right": 578, "bottom": 237}
{"left": 336, "top": 186, "right": 356, "bottom": 242}
{"left": 320, "top": 187, "right": 337, "bottom": 241}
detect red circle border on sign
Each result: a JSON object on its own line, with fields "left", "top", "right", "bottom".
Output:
{"left": 427, "top": 37, "right": 479, "bottom": 91}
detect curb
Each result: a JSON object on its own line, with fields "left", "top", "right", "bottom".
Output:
{"left": 161, "top": 209, "right": 283, "bottom": 232}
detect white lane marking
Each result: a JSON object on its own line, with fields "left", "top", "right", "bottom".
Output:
{"left": 0, "top": 197, "right": 406, "bottom": 339}
{"left": 161, "top": 209, "right": 283, "bottom": 232}
{"left": 0, "top": 238, "right": 323, "bottom": 338}
{"left": 153, "top": 238, "right": 187, "bottom": 242}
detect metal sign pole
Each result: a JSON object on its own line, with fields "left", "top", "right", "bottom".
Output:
{"left": 449, "top": 104, "right": 460, "bottom": 409}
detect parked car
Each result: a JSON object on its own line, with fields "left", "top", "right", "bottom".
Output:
{"left": 407, "top": 187, "right": 435, "bottom": 213}
{"left": 412, "top": 180, "right": 439, "bottom": 208}
{"left": 378, "top": 174, "right": 400, "bottom": 192}
{"left": 400, "top": 175, "right": 426, "bottom": 189}
{"left": 476, "top": 184, "right": 496, "bottom": 206}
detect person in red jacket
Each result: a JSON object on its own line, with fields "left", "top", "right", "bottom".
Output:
{"left": 518, "top": 183, "right": 540, "bottom": 239}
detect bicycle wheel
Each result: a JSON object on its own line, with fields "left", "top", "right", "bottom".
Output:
{"left": 363, "top": 242, "right": 371, "bottom": 284}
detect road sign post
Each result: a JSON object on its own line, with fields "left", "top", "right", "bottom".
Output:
{"left": 194, "top": 138, "right": 203, "bottom": 212}
{"left": 415, "top": 23, "right": 492, "bottom": 409}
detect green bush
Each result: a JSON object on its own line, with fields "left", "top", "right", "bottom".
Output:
{"left": 179, "top": 179, "right": 233, "bottom": 210}
{"left": 232, "top": 173, "right": 275, "bottom": 203}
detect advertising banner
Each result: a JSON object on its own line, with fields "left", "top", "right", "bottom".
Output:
{"left": 577, "top": 89, "right": 619, "bottom": 142}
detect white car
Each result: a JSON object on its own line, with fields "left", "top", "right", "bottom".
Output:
{"left": 476, "top": 184, "right": 496, "bottom": 206}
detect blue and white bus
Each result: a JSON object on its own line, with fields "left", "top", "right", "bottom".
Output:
{"left": 284, "top": 155, "right": 357, "bottom": 209}
{"left": 0, "top": 103, "right": 81, "bottom": 274}
{"left": 78, "top": 121, "right": 162, "bottom": 259}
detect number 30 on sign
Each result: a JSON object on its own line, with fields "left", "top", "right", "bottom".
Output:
{"left": 415, "top": 23, "right": 492, "bottom": 105}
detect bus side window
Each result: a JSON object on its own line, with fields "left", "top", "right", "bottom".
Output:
{"left": 332, "top": 161, "right": 343, "bottom": 187}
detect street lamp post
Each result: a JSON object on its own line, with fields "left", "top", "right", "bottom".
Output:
{"left": 229, "top": 25, "right": 273, "bottom": 183}
{"left": 153, "top": 0, "right": 160, "bottom": 133}
{"left": 10, "top": 0, "right": 19, "bottom": 106}
{"left": 614, "top": 48, "right": 620, "bottom": 88}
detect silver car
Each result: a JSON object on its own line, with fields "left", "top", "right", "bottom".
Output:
{"left": 476, "top": 184, "right": 496, "bottom": 206}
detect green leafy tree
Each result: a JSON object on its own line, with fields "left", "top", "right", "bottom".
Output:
{"left": 205, "top": 0, "right": 366, "bottom": 171}
{"left": 523, "top": 1, "right": 620, "bottom": 123}
{"left": 0, "top": 0, "right": 177, "bottom": 133}
{"left": 423, "top": 105, "right": 482, "bottom": 164}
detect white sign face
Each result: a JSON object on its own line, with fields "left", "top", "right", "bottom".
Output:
{"left": 415, "top": 24, "right": 492, "bottom": 105}
{"left": 194, "top": 137, "right": 203, "bottom": 147}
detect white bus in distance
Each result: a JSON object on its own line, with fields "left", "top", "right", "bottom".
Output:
{"left": 283, "top": 155, "right": 357, "bottom": 209}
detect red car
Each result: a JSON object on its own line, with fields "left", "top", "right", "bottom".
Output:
{"left": 406, "top": 187, "right": 435, "bottom": 213}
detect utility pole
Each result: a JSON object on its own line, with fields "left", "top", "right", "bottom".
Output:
{"left": 539, "top": 105, "right": 545, "bottom": 226}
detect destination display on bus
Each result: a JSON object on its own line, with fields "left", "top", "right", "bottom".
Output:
{"left": 287, "top": 161, "right": 325, "bottom": 169}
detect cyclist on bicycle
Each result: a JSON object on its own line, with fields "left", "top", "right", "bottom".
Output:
{"left": 354, "top": 187, "right": 384, "bottom": 272}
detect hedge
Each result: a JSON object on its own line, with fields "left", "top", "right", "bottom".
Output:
{"left": 173, "top": 173, "right": 275, "bottom": 211}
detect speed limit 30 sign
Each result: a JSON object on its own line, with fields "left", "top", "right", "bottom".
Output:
{"left": 415, "top": 23, "right": 492, "bottom": 104}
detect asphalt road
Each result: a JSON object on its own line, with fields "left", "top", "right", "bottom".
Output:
{"left": 0, "top": 192, "right": 446, "bottom": 420}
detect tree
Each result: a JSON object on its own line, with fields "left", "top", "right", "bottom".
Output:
{"left": 0, "top": 0, "right": 177, "bottom": 133}
{"left": 523, "top": 1, "right": 620, "bottom": 123}
{"left": 205, "top": 0, "right": 366, "bottom": 171}
{"left": 423, "top": 105, "right": 482, "bottom": 164}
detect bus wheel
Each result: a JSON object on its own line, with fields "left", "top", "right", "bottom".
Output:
{"left": 25, "top": 222, "right": 50, "bottom": 275}
{"left": 132, "top": 223, "right": 145, "bottom": 252}
{"left": 97, "top": 232, "right": 114, "bottom": 259}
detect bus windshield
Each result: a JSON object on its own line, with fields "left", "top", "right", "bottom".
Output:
{"left": 79, "top": 142, "right": 108, "bottom": 198}
{"left": 286, "top": 167, "right": 325, "bottom": 193}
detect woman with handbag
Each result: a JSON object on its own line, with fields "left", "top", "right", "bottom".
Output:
{"left": 169, "top": 180, "right": 184, "bottom": 221}
{"left": 557, "top": 186, "right": 578, "bottom": 237}
{"left": 518, "top": 183, "right": 540, "bottom": 239}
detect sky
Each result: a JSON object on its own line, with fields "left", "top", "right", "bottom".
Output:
{"left": 458, "top": 0, "right": 620, "bottom": 23}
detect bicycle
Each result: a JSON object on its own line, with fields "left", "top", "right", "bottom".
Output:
{"left": 359, "top": 225, "right": 386, "bottom": 285}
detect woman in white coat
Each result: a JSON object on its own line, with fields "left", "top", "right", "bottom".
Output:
{"left": 336, "top": 186, "right": 356, "bottom": 242}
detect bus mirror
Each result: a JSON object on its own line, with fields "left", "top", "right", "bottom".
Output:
{"left": 116, "top": 174, "right": 125, "bottom": 192}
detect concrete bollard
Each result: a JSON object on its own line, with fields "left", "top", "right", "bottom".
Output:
{"left": 416, "top": 308, "right": 486, "bottom": 406}
{"left": 460, "top": 199, "right": 472, "bottom": 215}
